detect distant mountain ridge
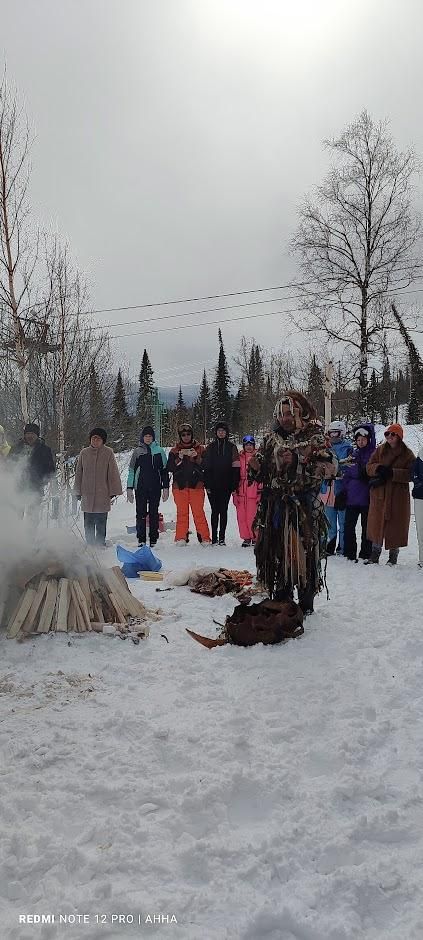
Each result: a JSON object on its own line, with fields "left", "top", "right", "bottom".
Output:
{"left": 124, "top": 380, "right": 200, "bottom": 411}
{"left": 158, "top": 385, "right": 199, "bottom": 406}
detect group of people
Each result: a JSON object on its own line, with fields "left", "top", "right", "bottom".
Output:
{"left": 126, "top": 421, "right": 261, "bottom": 549}
{"left": 3, "top": 400, "right": 423, "bottom": 620}
{"left": 319, "top": 419, "right": 419, "bottom": 568}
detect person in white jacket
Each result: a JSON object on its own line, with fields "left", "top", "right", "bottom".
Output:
{"left": 412, "top": 444, "right": 423, "bottom": 567}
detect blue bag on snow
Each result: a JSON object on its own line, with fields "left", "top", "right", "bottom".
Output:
{"left": 116, "top": 544, "right": 162, "bottom": 578}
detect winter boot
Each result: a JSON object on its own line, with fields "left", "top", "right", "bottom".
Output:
{"left": 386, "top": 549, "right": 399, "bottom": 566}
{"left": 326, "top": 537, "right": 336, "bottom": 556}
{"left": 364, "top": 548, "right": 381, "bottom": 565}
{"left": 242, "top": 539, "right": 252, "bottom": 547}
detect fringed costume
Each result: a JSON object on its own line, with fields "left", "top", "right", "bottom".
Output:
{"left": 248, "top": 392, "right": 337, "bottom": 614}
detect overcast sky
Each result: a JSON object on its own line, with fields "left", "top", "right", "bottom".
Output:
{"left": 2, "top": 0, "right": 423, "bottom": 388}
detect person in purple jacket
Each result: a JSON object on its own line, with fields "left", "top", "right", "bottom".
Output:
{"left": 336, "top": 423, "right": 376, "bottom": 562}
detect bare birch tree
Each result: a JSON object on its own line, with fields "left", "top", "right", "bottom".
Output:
{"left": 292, "top": 111, "right": 422, "bottom": 413}
{"left": 0, "top": 73, "right": 50, "bottom": 421}
{"left": 26, "top": 239, "right": 112, "bottom": 464}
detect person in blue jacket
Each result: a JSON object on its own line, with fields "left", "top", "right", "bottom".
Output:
{"left": 337, "top": 423, "right": 376, "bottom": 562}
{"left": 320, "top": 420, "right": 354, "bottom": 555}
{"left": 412, "top": 443, "right": 423, "bottom": 567}
{"left": 126, "top": 426, "right": 169, "bottom": 547}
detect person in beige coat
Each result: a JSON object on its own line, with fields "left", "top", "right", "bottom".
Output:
{"left": 74, "top": 428, "right": 123, "bottom": 546}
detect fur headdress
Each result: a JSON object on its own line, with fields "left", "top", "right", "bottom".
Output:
{"left": 273, "top": 391, "right": 317, "bottom": 425}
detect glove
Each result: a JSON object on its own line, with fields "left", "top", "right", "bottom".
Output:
{"left": 334, "top": 491, "right": 347, "bottom": 510}
{"left": 162, "top": 488, "right": 169, "bottom": 502}
{"left": 376, "top": 465, "right": 393, "bottom": 481}
{"left": 127, "top": 489, "right": 134, "bottom": 503}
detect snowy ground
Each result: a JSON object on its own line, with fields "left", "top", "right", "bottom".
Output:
{"left": 2, "top": 432, "right": 423, "bottom": 940}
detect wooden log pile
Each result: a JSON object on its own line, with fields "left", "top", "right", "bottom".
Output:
{"left": 5, "top": 565, "right": 158, "bottom": 640}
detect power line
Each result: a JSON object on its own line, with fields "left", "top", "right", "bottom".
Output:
{"left": 88, "top": 294, "right": 306, "bottom": 330}
{"left": 86, "top": 281, "right": 302, "bottom": 316}
{"left": 84, "top": 277, "right": 423, "bottom": 317}
{"left": 109, "top": 306, "right": 299, "bottom": 339}
{"left": 16, "top": 280, "right": 423, "bottom": 336}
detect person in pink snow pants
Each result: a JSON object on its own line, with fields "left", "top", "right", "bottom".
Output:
{"left": 233, "top": 435, "right": 262, "bottom": 546}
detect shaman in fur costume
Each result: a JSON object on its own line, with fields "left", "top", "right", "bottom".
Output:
{"left": 248, "top": 392, "right": 338, "bottom": 614}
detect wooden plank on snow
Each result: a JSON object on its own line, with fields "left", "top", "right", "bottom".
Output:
{"left": 37, "top": 581, "right": 58, "bottom": 633}
{"left": 22, "top": 580, "right": 48, "bottom": 633}
{"left": 79, "top": 576, "right": 93, "bottom": 618}
{"left": 7, "top": 589, "right": 37, "bottom": 638}
{"left": 68, "top": 595, "right": 77, "bottom": 631}
{"left": 69, "top": 581, "right": 85, "bottom": 632}
{"left": 73, "top": 582, "right": 91, "bottom": 631}
{"left": 103, "top": 570, "right": 147, "bottom": 619}
{"left": 111, "top": 566, "right": 131, "bottom": 593}
{"left": 108, "top": 593, "right": 126, "bottom": 624}
{"left": 56, "top": 579, "right": 69, "bottom": 632}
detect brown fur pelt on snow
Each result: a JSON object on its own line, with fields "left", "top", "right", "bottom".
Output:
{"left": 186, "top": 597, "right": 304, "bottom": 648}
{"left": 225, "top": 597, "right": 304, "bottom": 645}
{"left": 188, "top": 568, "right": 254, "bottom": 600}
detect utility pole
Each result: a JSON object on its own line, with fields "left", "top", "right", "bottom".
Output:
{"left": 323, "top": 360, "right": 335, "bottom": 429}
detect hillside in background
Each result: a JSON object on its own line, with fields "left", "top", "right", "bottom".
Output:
{"left": 158, "top": 385, "right": 200, "bottom": 406}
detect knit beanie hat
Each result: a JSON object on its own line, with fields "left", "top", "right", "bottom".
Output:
{"left": 89, "top": 427, "right": 107, "bottom": 443}
{"left": 215, "top": 421, "right": 229, "bottom": 434}
{"left": 384, "top": 423, "right": 404, "bottom": 440}
{"left": 24, "top": 423, "right": 40, "bottom": 437}
{"left": 354, "top": 426, "right": 370, "bottom": 439}
{"left": 140, "top": 425, "right": 155, "bottom": 441}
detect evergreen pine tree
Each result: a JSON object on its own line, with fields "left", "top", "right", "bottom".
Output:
{"left": 89, "top": 362, "right": 106, "bottom": 428}
{"left": 212, "top": 329, "right": 232, "bottom": 424}
{"left": 176, "top": 386, "right": 188, "bottom": 425}
{"left": 264, "top": 374, "right": 274, "bottom": 428}
{"left": 391, "top": 303, "right": 423, "bottom": 423}
{"left": 378, "top": 352, "right": 392, "bottom": 424}
{"left": 112, "top": 370, "right": 129, "bottom": 423}
{"left": 231, "top": 380, "right": 247, "bottom": 440}
{"left": 193, "top": 370, "right": 211, "bottom": 442}
{"left": 136, "top": 349, "right": 155, "bottom": 424}
{"left": 111, "top": 369, "right": 131, "bottom": 446}
{"left": 307, "top": 356, "right": 325, "bottom": 421}
{"left": 407, "top": 391, "right": 421, "bottom": 424}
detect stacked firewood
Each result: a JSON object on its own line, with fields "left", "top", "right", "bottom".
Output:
{"left": 5, "top": 565, "right": 158, "bottom": 639}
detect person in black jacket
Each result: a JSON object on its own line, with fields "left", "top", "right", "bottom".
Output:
{"left": 8, "top": 423, "right": 56, "bottom": 522}
{"left": 126, "top": 426, "right": 169, "bottom": 546}
{"left": 203, "top": 421, "right": 241, "bottom": 545}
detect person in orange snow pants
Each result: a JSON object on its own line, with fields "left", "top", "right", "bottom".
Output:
{"left": 166, "top": 424, "right": 211, "bottom": 544}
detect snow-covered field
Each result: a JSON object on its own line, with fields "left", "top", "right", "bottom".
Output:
{"left": 2, "top": 430, "right": 423, "bottom": 940}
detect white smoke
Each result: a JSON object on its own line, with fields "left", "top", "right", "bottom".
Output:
{"left": 0, "top": 460, "right": 94, "bottom": 615}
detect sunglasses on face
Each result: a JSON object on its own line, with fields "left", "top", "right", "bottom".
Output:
{"left": 385, "top": 432, "right": 397, "bottom": 438}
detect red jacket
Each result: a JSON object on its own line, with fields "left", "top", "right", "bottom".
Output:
{"left": 167, "top": 440, "right": 205, "bottom": 490}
